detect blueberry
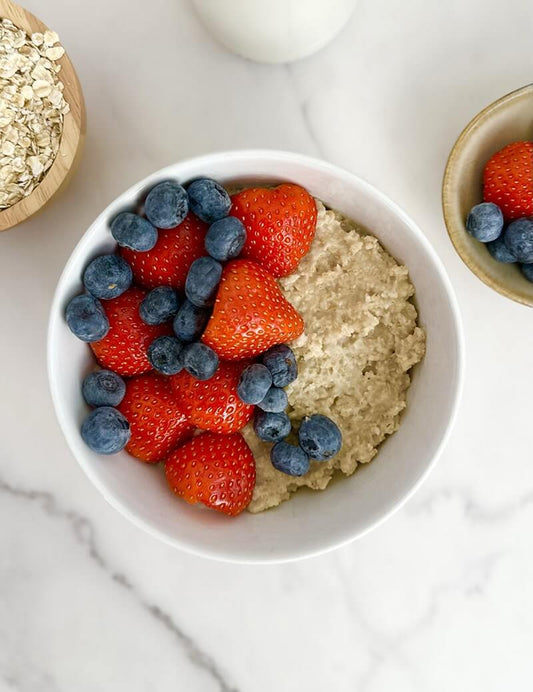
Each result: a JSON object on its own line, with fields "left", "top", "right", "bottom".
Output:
{"left": 257, "top": 386, "right": 288, "bottom": 413}
{"left": 82, "top": 370, "right": 126, "bottom": 407}
{"left": 185, "top": 256, "right": 223, "bottom": 307}
{"left": 65, "top": 294, "right": 109, "bottom": 342}
{"left": 465, "top": 202, "right": 503, "bottom": 242}
{"left": 262, "top": 344, "right": 298, "bottom": 387}
{"left": 144, "top": 181, "right": 188, "bottom": 229}
{"left": 173, "top": 300, "right": 211, "bottom": 342}
{"left": 111, "top": 212, "right": 157, "bottom": 251}
{"left": 486, "top": 234, "right": 517, "bottom": 263}
{"left": 140, "top": 286, "right": 179, "bottom": 325}
{"left": 521, "top": 263, "right": 533, "bottom": 282}
{"left": 298, "top": 414, "right": 342, "bottom": 461}
{"left": 205, "top": 216, "right": 246, "bottom": 261}
{"left": 270, "top": 441, "right": 310, "bottom": 476}
{"left": 81, "top": 406, "right": 130, "bottom": 455}
{"left": 237, "top": 364, "right": 272, "bottom": 405}
{"left": 187, "top": 178, "right": 231, "bottom": 223}
{"left": 181, "top": 342, "right": 219, "bottom": 381}
{"left": 147, "top": 336, "right": 184, "bottom": 375}
{"left": 504, "top": 217, "right": 533, "bottom": 262}
{"left": 83, "top": 254, "right": 132, "bottom": 300}
{"left": 253, "top": 410, "right": 291, "bottom": 443}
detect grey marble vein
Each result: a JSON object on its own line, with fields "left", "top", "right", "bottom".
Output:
{"left": 0, "top": 477, "right": 238, "bottom": 692}
{"left": 333, "top": 549, "right": 502, "bottom": 692}
{"left": 407, "top": 486, "right": 533, "bottom": 524}
{"left": 284, "top": 64, "right": 325, "bottom": 158}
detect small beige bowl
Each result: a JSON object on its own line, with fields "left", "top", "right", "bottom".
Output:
{"left": 0, "top": 0, "right": 86, "bottom": 232}
{"left": 442, "top": 84, "right": 533, "bottom": 307}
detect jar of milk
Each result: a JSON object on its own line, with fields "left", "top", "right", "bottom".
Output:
{"left": 192, "top": 0, "right": 358, "bottom": 64}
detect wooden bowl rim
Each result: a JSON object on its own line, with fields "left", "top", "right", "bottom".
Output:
{"left": 0, "top": 0, "right": 86, "bottom": 231}
{"left": 442, "top": 83, "right": 533, "bottom": 308}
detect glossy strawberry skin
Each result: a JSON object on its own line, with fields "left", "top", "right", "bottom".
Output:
{"left": 117, "top": 373, "right": 194, "bottom": 463}
{"left": 201, "top": 259, "right": 304, "bottom": 360}
{"left": 120, "top": 214, "right": 207, "bottom": 291}
{"left": 232, "top": 183, "right": 317, "bottom": 277}
{"left": 165, "top": 432, "right": 256, "bottom": 516}
{"left": 483, "top": 141, "right": 533, "bottom": 221}
{"left": 170, "top": 360, "right": 254, "bottom": 434}
{"left": 90, "top": 287, "right": 172, "bottom": 376}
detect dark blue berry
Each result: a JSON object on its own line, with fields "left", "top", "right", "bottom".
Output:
{"left": 465, "top": 203, "right": 503, "bottom": 242}
{"left": 144, "top": 181, "right": 188, "bottom": 229}
{"left": 521, "top": 263, "right": 533, "bottom": 282}
{"left": 504, "top": 217, "right": 533, "bottom": 262}
{"left": 173, "top": 300, "right": 211, "bottom": 342}
{"left": 237, "top": 364, "right": 272, "bottom": 404}
{"left": 262, "top": 344, "right": 298, "bottom": 387}
{"left": 254, "top": 410, "right": 291, "bottom": 443}
{"left": 257, "top": 386, "right": 288, "bottom": 413}
{"left": 83, "top": 254, "right": 132, "bottom": 300}
{"left": 81, "top": 406, "right": 130, "bottom": 454}
{"left": 187, "top": 178, "right": 231, "bottom": 223}
{"left": 66, "top": 294, "right": 109, "bottom": 342}
{"left": 185, "top": 256, "right": 222, "bottom": 307}
{"left": 486, "top": 234, "right": 517, "bottom": 263}
{"left": 82, "top": 370, "right": 126, "bottom": 407}
{"left": 205, "top": 216, "right": 246, "bottom": 261}
{"left": 147, "top": 336, "right": 184, "bottom": 375}
{"left": 181, "top": 342, "right": 219, "bottom": 381}
{"left": 139, "top": 286, "right": 179, "bottom": 325}
{"left": 270, "top": 441, "right": 310, "bottom": 476}
{"left": 111, "top": 212, "right": 157, "bottom": 251}
{"left": 298, "top": 414, "right": 342, "bottom": 461}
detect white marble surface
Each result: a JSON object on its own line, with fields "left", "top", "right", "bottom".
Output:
{"left": 1, "top": 0, "right": 533, "bottom": 689}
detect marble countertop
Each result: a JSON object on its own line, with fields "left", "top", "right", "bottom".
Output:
{"left": 1, "top": 0, "right": 533, "bottom": 689}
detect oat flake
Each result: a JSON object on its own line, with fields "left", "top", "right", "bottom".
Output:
{"left": 0, "top": 18, "right": 68, "bottom": 209}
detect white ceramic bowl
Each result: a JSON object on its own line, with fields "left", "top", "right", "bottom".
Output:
{"left": 48, "top": 150, "right": 464, "bottom": 564}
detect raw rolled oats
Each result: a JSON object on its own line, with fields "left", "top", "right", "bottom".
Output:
{"left": 0, "top": 18, "right": 69, "bottom": 209}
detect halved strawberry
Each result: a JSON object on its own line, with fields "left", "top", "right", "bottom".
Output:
{"left": 231, "top": 183, "right": 317, "bottom": 277}
{"left": 120, "top": 213, "right": 207, "bottom": 290}
{"left": 90, "top": 287, "right": 172, "bottom": 376}
{"left": 165, "top": 432, "right": 255, "bottom": 516}
{"left": 201, "top": 259, "right": 304, "bottom": 360}
{"left": 117, "top": 373, "right": 194, "bottom": 463}
{"left": 483, "top": 141, "right": 533, "bottom": 221}
{"left": 170, "top": 360, "right": 254, "bottom": 433}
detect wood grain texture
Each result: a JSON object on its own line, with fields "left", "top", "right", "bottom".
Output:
{"left": 0, "top": 0, "right": 86, "bottom": 231}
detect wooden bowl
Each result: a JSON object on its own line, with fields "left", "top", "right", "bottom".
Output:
{"left": 442, "top": 84, "right": 533, "bottom": 307}
{"left": 0, "top": 0, "right": 86, "bottom": 232}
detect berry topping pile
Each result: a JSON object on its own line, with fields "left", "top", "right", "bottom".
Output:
{"left": 65, "top": 177, "right": 343, "bottom": 516}
{"left": 466, "top": 141, "right": 533, "bottom": 282}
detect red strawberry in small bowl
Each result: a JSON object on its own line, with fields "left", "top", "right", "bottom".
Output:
{"left": 232, "top": 183, "right": 317, "bottom": 277}
{"left": 90, "top": 287, "right": 172, "bottom": 376}
{"left": 117, "top": 373, "right": 194, "bottom": 463}
{"left": 202, "top": 259, "right": 304, "bottom": 360}
{"left": 120, "top": 213, "right": 207, "bottom": 291}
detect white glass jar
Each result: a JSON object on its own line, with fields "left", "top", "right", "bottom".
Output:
{"left": 192, "top": 0, "right": 358, "bottom": 64}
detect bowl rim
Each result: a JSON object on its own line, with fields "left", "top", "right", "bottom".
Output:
{"left": 47, "top": 149, "right": 465, "bottom": 564}
{"left": 0, "top": 0, "right": 86, "bottom": 232}
{"left": 442, "top": 83, "right": 533, "bottom": 308}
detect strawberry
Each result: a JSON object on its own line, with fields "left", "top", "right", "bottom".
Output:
{"left": 483, "top": 141, "right": 533, "bottom": 221}
{"left": 201, "top": 259, "right": 304, "bottom": 360}
{"left": 170, "top": 360, "right": 254, "bottom": 433}
{"left": 231, "top": 183, "right": 317, "bottom": 277}
{"left": 120, "top": 213, "right": 207, "bottom": 290}
{"left": 90, "top": 287, "right": 172, "bottom": 376}
{"left": 117, "top": 373, "right": 194, "bottom": 463}
{"left": 165, "top": 432, "right": 255, "bottom": 516}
